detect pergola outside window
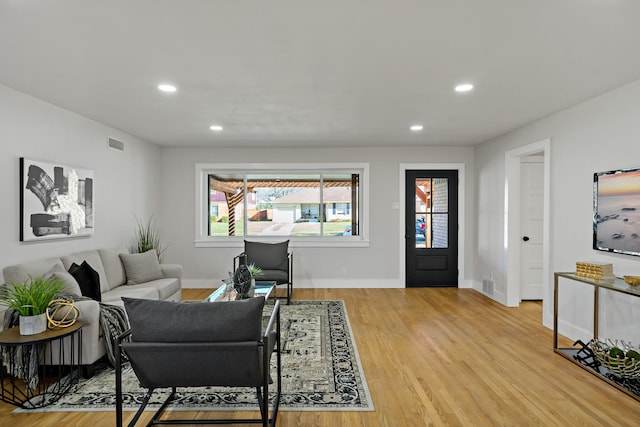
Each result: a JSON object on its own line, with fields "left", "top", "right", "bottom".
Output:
{"left": 207, "top": 171, "right": 361, "bottom": 238}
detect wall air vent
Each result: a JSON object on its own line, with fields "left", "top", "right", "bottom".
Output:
{"left": 482, "top": 278, "right": 494, "bottom": 295}
{"left": 108, "top": 137, "right": 125, "bottom": 151}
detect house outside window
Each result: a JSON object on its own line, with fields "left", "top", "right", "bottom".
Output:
{"left": 195, "top": 163, "right": 368, "bottom": 247}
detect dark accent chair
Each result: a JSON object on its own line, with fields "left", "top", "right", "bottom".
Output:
{"left": 235, "top": 240, "right": 293, "bottom": 304}
{"left": 115, "top": 297, "right": 281, "bottom": 427}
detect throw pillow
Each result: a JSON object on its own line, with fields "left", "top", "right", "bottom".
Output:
{"left": 119, "top": 250, "right": 164, "bottom": 285}
{"left": 244, "top": 240, "right": 289, "bottom": 271}
{"left": 98, "top": 247, "right": 128, "bottom": 288}
{"left": 122, "top": 297, "right": 265, "bottom": 342}
{"left": 43, "top": 264, "right": 82, "bottom": 296}
{"left": 68, "top": 261, "right": 102, "bottom": 301}
{"left": 50, "top": 271, "right": 82, "bottom": 296}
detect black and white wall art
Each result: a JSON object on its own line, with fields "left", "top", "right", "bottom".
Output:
{"left": 20, "top": 158, "right": 94, "bottom": 241}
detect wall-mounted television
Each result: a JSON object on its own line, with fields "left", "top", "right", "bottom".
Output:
{"left": 593, "top": 166, "right": 640, "bottom": 257}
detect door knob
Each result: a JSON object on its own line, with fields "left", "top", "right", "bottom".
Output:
{"left": 522, "top": 236, "right": 530, "bottom": 242}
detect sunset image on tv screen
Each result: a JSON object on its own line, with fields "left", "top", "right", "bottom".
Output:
{"left": 594, "top": 168, "right": 640, "bottom": 256}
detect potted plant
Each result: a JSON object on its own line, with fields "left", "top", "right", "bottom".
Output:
{"left": 0, "top": 275, "right": 64, "bottom": 335}
{"left": 247, "top": 263, "right": 263, "bottom": 287}
{"left": 133, "top": 215, "right": 166, "bottom": 262}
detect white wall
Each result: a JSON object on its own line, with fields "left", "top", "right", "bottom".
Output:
{"left": 475, "top": 79, "right": 640, "bottom": 343}
{"left": 0, "top": 84, "right": 161, "bottom": 268}
{"left": 159, "top": 146, "right": 475, "bottom": 289}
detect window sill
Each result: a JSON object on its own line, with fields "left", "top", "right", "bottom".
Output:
{"left": 194, "top": 238, "right": 370, "bottom": 248}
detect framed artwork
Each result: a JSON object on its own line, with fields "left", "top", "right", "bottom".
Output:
{"left": 20, "top": 157, "right": 94, "bottom": 241}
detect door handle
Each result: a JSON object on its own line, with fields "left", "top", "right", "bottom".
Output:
{"left": 522, "top": 236, "right": 530, "bottom": 242}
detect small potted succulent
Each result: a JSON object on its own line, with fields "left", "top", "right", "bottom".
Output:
{"left": 247, "top": 263, "right": 263, "bottom": 286}
{"left": 0, "top": 275, "right": 64, "bottom": 335}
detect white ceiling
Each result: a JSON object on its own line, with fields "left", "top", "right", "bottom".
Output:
{"left": 2, "top": 1, "right": 640, "bottom": 148}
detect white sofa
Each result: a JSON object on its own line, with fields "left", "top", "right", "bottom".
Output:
{"left": 1, "top": 247, "right": 182, "bottom": 370}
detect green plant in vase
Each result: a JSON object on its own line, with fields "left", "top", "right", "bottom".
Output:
{"left": 0, "top": 275, "right": 64, "bottom": 335}
{"left": 247, "top": 263, "right": 263, "bottom": 280}
{"left": 134, "top": 215, "right": 166, "bottom": 262}
{"left": 246, "top": 263, "right": 263, "bottom": 293}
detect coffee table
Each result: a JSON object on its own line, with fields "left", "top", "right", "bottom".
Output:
{"left": 206, "top": 280, "right": 276, "bottom": 302}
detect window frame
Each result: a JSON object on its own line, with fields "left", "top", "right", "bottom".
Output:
{"left": 195, "top": 163, "right": 369, "bottom": 248}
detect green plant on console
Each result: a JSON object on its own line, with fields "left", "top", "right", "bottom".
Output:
{"left": 0, "top": 275, "right": 64, "bottom": 316}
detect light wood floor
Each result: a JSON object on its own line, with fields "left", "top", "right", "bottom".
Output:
{"left": 2, "top": 288, "right": 639, "bottom": 426}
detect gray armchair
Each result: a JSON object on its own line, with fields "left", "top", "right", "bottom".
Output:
{"left": 115, "top": 296, "right": 281, "bottom": 427}
{"left": 235, "top": 240, "right": 293, "bottom": 304}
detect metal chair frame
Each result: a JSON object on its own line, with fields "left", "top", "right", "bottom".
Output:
{"left": 115, "top": 301, "right": 281, "bottom": 427}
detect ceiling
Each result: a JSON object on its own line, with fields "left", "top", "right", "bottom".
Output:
{"left": 2, "top": 1, "right": 640, "bottom": 148}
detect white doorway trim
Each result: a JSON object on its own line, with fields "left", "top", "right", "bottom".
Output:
{"left": 399, "top": 163, "right": 468, "bottom": 288}
{"left": 505, "top": 139, "right": 551, "bottom": 311}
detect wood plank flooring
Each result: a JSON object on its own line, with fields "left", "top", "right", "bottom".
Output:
{"left": 1, "top": 288, "right": 639, "bottom": 426}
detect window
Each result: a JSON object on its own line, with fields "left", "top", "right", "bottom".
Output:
{"left": 196, "top": 163, "right": 368, "bottom": 247}
{"left": 414, "top": 177, "right": 448, "bottom": 249}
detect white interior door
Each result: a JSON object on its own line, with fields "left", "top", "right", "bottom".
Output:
{"left": 520, "top": 156, "right": 544, "bottom": 300}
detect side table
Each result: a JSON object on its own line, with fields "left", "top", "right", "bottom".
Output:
{"left": 0, "top": 321, "right": 84, "bottom": 409}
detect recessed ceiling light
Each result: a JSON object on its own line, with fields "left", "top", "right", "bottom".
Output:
{"left": 158, "top": 84, "right": 177, "bottom": 93}
{"left": 455, "top": 83, "right": 474, "bottom": 93}
{"left": 209, "top": 125, "right": 223, "bottom": 131}
{"left": 410, "top": 125, "right": 424, "bottom": 131}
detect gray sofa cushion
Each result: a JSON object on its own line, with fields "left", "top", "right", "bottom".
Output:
{"left": 123, "top": 296, "right": 265, "bottom": 342}
{"left": 99, "top": 247, "right": 128, "bottom": 288}
{"left": 2, "top": 258, "right": 65, "bottom": 285}
{"left": 102, "top": 286, "right": 159, "bottom": 304}
{"left": 112, "top": 278, "right": 179, "bottom": 301}
{"left": 50, "top": 271, "right": 82, "bottom": 296}
{"left": 259, "top": 269, "right": 289, "bottom": 284}
{"left": 120, "top": 250, "right": 164, "bottom": 285}
{"left": 37, "top": 263, "right": 83, "bottom": 296}
{"left": 244, "top": 240, "right": 289, "bottom": 271}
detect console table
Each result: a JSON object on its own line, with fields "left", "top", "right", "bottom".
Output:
{"left": 0, "top": 322, "right": 83, "bottom": 409}
{"left": 554, "top": 272, "right": 640, "bottom": 401}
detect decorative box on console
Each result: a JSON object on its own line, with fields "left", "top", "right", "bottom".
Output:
{"left": 575, "top": 261, "right": 614, "bottom": 283}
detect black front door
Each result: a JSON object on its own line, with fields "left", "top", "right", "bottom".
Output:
{"left": 405, "top": 170, "right": 458, "bottom": 287}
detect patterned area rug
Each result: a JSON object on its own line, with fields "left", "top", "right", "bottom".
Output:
{"left": 16, "top": 300, "right": 373, "bottom": 412}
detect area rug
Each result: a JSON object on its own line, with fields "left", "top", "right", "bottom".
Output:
{"left": 16, "top": 300, "right": 373, "bottom": 413}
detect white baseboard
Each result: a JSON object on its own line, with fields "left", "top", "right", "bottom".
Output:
{"left": 469, "top": 279, "right": 508, "bottom": 305}
{"left": 468, "top": 281, "right": 580, "bottom": 336}
{"left": 556, "top": 319, "right": 592, "bottom": 343}
{"left": 458, "top": 279, "right": 473, "bottom": 289}
{"left": 543, "top": 313, "right": 554, "bottom": 330}
{"left": 184, "top": 277, "right": 474, "bottom": 289}
{"left": 296, "top": 279, "right": 404, "bottom": 288}
{"left": 183, "top": 278, "right": 404, "bottom": 289}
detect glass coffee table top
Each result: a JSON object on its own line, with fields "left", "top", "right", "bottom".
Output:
{"left": 206, "top": 280, "right": 276, "bottom": 302}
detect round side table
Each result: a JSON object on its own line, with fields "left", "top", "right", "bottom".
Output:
{"left": 0, "top": 321, "right": 84, "bottom": 409}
